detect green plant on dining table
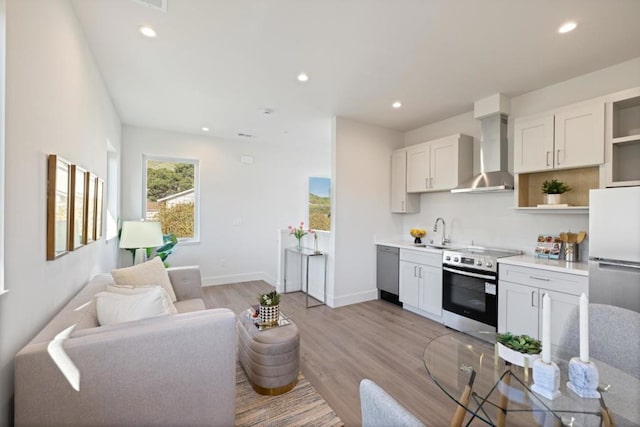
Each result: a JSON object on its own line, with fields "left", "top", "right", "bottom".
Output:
{"left": 497, "top": 332, "right": 542, "bottom": 354}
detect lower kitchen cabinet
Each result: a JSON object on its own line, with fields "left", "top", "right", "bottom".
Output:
{"left": 498, "top": 264, "right": 588, "bottom": 346}
{"left": 399, "top": 249, "right": 442, "bottom": 321}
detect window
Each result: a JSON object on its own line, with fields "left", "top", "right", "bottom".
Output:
{"left": 143, "top": 156, "right": 199, "bottom": 242}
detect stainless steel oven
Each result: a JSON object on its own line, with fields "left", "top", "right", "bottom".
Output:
{"left": 442, "top": 247, "right": 521, "bottom": 336}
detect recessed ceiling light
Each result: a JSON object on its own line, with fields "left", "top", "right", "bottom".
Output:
{"left": 392, "top": 101, "right": 402, "bottom": 109}
{"left": 297, "top": 73, "right": 309, "bottom": 82}
{"left": 558, "top": 21, "right": 577, "bottom": 34}
{"left": 139, "top": 25, "right": 157, "bottom": 38}
{"left": 201, "top": 127, "right": 209, "bottom": 132}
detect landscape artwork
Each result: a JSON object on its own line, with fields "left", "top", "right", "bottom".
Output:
{"left": 309, "top": 177, "right": 330, "bottom": 231}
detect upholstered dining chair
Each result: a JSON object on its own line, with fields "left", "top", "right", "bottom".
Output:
{"left": 360, "top": 379, "right": 425, "bottom": 427}
{"left": 562, "top": 303, "right": 640, "bottom": 379}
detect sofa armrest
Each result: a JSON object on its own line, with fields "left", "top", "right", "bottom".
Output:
{"left": 15, "top": 309, "right": 237, "bottom": 427}
{"left": 167, "top": 265, "right": 202, "bottom": 301}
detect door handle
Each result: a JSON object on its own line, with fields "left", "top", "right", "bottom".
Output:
{"left": 556, "top": 149, "right": 561, "bottom": 165}
{"left": 545, "top": 151, "right": 550, "bottom": 167}
{"left": 414, "top": 265, "right": 417, "bottom": 277}
{"left": 531, "top": 291, "right": 537, "bottom": 307}
{"left": 425, "top": 178, "right": 428, "bottom": 189}
{"left": 401, "top": 200, "right": 405, "bottom": 211}
{"left": 429, "top": 177, "right": 433, "bottom": 188}
{"left": 418, "top": 267, "right": 423, "bottom": 279}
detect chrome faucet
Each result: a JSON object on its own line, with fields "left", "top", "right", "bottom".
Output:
{"left": 433, "top": 217, "right": 450, "bottom": 246}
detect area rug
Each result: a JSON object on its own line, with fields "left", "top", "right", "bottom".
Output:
{"left": 235, "top": 364, "right": 344, "bottom": 426}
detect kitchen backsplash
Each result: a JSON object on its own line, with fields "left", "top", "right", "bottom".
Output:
{"left": 401, "top": 191, "right": 590, "bottom": 259}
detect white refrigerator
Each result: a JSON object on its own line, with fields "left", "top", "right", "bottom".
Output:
{"left": 589, "top": 187, "right": 640, "bottom": 313}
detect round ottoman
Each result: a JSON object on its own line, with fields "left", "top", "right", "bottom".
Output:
{"left": 237, "top": 312, "right": 300, "bottom": 395}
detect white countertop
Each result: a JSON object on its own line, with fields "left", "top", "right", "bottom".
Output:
{"left": 375, "top": 239, "right": 460, "bottom": 254}
{"left": 498, "top": 255, "right": 589, "bottom": 276}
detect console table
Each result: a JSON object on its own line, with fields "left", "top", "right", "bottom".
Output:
{"left": 283, "top": 247, "right": 327, "bottom": 308}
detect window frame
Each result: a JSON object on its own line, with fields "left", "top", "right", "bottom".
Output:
{"left": 142, "top": 154, "right": 200, "bottom": 244}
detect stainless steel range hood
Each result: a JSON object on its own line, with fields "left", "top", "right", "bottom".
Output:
{"left": 452, "top": 95, "right": 514, "bottom": 193}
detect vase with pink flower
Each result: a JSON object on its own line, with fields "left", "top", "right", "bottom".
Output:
{"left": 288, "top": 221, "right": 311, "bottom": 251}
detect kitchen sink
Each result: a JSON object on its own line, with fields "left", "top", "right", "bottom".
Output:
{"left": 413, "top": 243, "right": 457, "bottom": 250}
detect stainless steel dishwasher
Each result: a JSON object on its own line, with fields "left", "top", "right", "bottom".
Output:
{"left": 376, "top": 245, "right": 401, "bottom": 306}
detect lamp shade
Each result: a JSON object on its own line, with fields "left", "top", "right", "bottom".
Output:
{"left": 119, "top": 221, "right": 164, "bottom": 249}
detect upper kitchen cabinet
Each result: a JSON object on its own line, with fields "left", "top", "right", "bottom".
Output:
{"left": 391, "top": 149, "right": 419, "bottom": 213}
{"left": 605, "top": 87, "right": 640, "bottom": 187}
{"left": 514, "top": 101, "right": 605, "bottom": 174}
{"left": 406, "top": 134, "right": 473, "bottom": 193}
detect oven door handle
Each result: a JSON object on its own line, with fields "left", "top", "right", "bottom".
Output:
{"left": 443, "top": 267, "right": 495, "bottom": 281}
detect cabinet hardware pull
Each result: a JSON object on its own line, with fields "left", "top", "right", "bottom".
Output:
{"left": 531, "top": 291, "right": 536, "bottom": 307}
{"left": 425, "top": 178, "right": 428, "bottom": 189}
{"left": 529, "top": 275, "right": 550, "bottom": 282}
{"left": 418, "top": 267, "right": 423, "bottom": 278}
{"left": 430, "top": 177, "right": 433, "bottom": 188}
{"left": 402, "top": 200, "right": 405, "bottom": 211}
{"left": 556, "top": 149, "right": 561, "bottom": 165}
{"left": 414, "top": 266, "right": 417, "bottom": 277}
{"left": 546, "top": 151, "right": 550, "bottom": 167}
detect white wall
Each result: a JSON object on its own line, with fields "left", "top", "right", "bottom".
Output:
{"left": 331, "top": 117, "right": 404, "bottom": 307}
{"left": 0, "top": 0, "right": 122, "bottom": 422}
{"left": 121, "top": 125, "right": 331, "bottom": 286}
{"left": 402, "top": 57, "right": 640, "bottom": 255}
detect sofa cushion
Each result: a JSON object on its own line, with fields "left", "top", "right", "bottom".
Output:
{"left": 174, "top": 298, "right": 206, "bottom": 313}
{"left": 95, "top": 287, "right": 175, "bottom": 326}
{"left": 107, "top": 284, "right": 178, "bottom": 314}
{"left": 111, "top": 257, "right": 177, "bottom": 302}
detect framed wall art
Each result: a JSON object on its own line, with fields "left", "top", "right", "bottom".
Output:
{"left": 96, "top": 178, "right": 104, "bottom": 240}
{"left": 46, "top": 155, "right": 71, "bottom": 260}
{"left": 69, "top": 165, "right": 87, "bottom": 250}
{"left": 85, "top": 172, "right": 97, "bottom": 244}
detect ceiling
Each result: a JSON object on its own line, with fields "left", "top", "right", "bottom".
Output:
{"left": 71, "top": 0, "right": 640, "bottom": 148}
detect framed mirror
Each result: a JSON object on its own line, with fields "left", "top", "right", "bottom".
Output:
{"left": 46, "top": 155, "right": 71, "bottom": 260}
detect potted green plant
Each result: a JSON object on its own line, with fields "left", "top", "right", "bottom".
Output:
{"left": 257, "top": 290, "right": 281, "bottom": 326}
{"left": 541, "top": 179, "right": 571, "bottom": 204}
{"left": 496, "top": 332, "right": 542, "bottom": 367}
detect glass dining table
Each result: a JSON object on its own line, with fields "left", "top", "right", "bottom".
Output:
{"left": 423, "top": 331, "right": 640, "bottom": 426}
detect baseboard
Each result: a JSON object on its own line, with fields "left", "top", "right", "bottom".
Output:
{"left": 202, "top": 272, "right": 276, "bottom": 287}
{"left": 328, "top": 289, "right": 378, "bottom": 308}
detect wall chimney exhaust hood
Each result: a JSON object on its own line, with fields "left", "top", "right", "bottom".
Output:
{"left": 452, "top": 94, "right": 514, "bottom": 193}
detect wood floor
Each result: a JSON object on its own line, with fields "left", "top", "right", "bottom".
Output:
{"left": 203, "top": 281, "right": 459, "bottom": 427}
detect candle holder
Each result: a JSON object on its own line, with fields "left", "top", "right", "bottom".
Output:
{"left": 531, "top": 359, "right": 561, "bottom": 400}
{"left": 567, "top": 357, "right": 600, "bottom": 398}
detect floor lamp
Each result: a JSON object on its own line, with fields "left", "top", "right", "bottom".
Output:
{"left": 119, "top": 221, "right": 164, "bottom": 265}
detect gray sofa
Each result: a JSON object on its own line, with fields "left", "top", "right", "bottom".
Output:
{"left": 15, "top": 266, "right": 236, "bottom": 427}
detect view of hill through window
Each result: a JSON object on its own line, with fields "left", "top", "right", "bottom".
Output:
{"left": 146, "top": 159, "right": 196, "bottom": 239}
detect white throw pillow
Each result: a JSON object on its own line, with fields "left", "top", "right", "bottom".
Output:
{"left": 95, "top": 287, "right": 174, "bottom": 326}
{"left": 106, "top": 284, "right": 178, "bottom": 314}
{"left": 111, "top": 257, "right": 177, "bottom": 302}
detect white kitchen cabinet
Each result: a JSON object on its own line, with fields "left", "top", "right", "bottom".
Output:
{"left": 605, "top": 86, "right": 640, "bottom": 187}
{"left": 406, "top": 143, "right": 430, "bottom": 192}
{"left": 399, "top": 249, "right": 442, "bottom": 320}
{"left": 391, "top": 149, "right": 419, "bottom": 213}
{"left": 498, "top": 281, "right": 539, "bottom": 339}
{"left": 513, "top": 114, "right": 555, "bottom": 173}
{"left": 406, "top": 134, "right": 473, "bottom": 193}
{"left": 498, "top": 263, "right": 587, "bottom": 346}
{"left": 514, "top": 101, "right": 604, "bottom": 173}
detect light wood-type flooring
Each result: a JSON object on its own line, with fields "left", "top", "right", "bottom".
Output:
{"left": 203, "top": 281, "right": 459, "bottom": 426}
